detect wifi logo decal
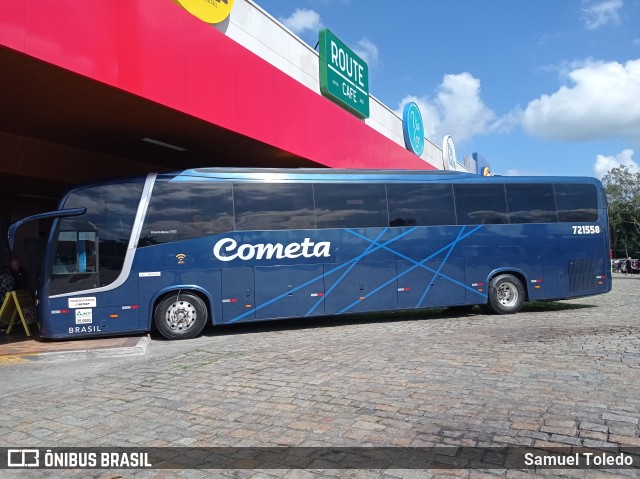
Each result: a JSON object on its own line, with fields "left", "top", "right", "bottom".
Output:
{"left": 176, "top": 253, "right": 186, "bottom": 265}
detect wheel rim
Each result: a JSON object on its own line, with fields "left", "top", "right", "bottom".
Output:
{"left": 496, "top": 282, "right": 519, "bottom": 307}
{"left": 164, "top": 300, "right": 197, "bottom": 331}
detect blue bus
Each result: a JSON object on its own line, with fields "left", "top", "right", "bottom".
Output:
{"left": 9, "top": 168, "right": 611, "bottom": 340}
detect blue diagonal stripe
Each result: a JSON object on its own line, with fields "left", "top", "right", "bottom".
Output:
{"left": 345, "top": 226, "right": 485, "bottom": 296}
{"left": 416, "top": 226, "right": 466, "bottom": 307}
{"left": 305, "top": 228, "right": 388, "bottom": 316}
{"left": 338, "top": 226, "right": 483, "bottom": 314}
{"left": 229, "top": 227, "right": 417, "bottom": 323}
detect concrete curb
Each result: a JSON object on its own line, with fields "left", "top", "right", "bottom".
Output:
{"left": 27, "top": 335, "right": 151, "bottom": 362}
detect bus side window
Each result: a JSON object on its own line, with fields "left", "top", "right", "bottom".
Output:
{"left": 314, "top": 183, "right": 388, "bottom": 228}
{"left": 453, "top": 184, "right": 509, "bottom": 225}
{"left": 506, "top": 184, "right": 558, "bottom": 224}
{"left": 387, "top": 183, "right": 455, "bottom": 227}
{"left": 139, "top": 182, "right": 234, "bottom": 246}
{"left": 234, "top": 183, "right": 315, "bottom": 231}
{"left": 554, "top": 184, "right": 598, "bottom": 222}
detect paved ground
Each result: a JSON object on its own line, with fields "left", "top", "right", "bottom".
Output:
{"left": 0, "top": 275, "right": 639, "bottom": 478}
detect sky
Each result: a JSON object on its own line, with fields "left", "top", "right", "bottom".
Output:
{"left": 254, "top": 0, "right": 640, "bottom": 178}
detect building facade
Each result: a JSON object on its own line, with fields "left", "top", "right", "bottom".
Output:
{"left": 0, "top": 0, "right": 479, "bottom": 280}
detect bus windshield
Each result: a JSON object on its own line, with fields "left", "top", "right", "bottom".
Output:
{"left": 48, "top": 183, "right": 143, "bottom": 295}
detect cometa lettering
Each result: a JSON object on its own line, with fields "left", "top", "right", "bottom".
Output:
{"left": 213, "top": 238, "right": 331, "bottom": 262}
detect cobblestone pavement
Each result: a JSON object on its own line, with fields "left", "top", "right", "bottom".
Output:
{"left": 1, "top": 276, "right": 639, "bottom": 478}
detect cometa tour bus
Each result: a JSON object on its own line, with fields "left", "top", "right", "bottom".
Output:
{"left": 9, "top": 168, "right": 612, "bottom": 340}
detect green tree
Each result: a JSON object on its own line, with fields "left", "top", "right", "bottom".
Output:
{"left": 601, "top": 165, "right": 640, "bottom": 257}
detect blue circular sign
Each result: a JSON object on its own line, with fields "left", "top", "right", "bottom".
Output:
{"left": 402, "top": 102, "right": 425, "bottom": 156}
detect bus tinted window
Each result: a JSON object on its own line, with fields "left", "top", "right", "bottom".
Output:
{"left": 314, "top": 183, "right": 388, "bottom": 228}
{"left": 387, "top": 183, "right": 456, "bottom": 226}
{"left": 506, "top": 184, "right": 558, "bottom": 223}
{"left": 554, "top": 184, "right": 598, "bottom": 222}
{"left": 454, "top": 184, "right": 508, "bottom": 224}
{"left": 140, "top": 182, "right": 233, "bottom": 246}
{"left": 234, "top": 183, "right": 315, "bottom": 231}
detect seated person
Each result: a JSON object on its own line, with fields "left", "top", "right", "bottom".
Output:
{"left": 0, "top": 266, "right": 15, "bottom": 303}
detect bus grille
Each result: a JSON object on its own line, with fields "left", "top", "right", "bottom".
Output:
{"left": 568, "top": 258, "right": 601, "bottom": 294}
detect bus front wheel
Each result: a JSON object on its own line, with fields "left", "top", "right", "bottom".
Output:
{"left": 154, "top": 292, "right": 208, "bottom": 340}
{"left": 485, "top": 274, "right": 524, "bottom": 315}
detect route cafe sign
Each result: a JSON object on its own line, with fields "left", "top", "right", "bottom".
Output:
{"left": 319, "top": 29, "right": 370, "bottom": 119}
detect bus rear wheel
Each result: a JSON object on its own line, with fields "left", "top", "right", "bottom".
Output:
{"left": 485, "top": 274, "right": 524, "bottom": 315}
{"left": 154, "top": 292, "right": 208, "bottom": 340}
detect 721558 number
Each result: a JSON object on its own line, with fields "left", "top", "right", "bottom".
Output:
{"left": 572, "top": 225, "right": 600, "bottom": 234}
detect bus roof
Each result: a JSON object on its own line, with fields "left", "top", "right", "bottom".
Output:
{"left": 187, "top": 167, "right": 471, "bottom": 180}
{"left": 166, "top": 167, "right": 601, "bottom": 185}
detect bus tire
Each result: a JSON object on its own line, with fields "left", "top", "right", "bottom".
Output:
{"left": 486, "top": 274, "right": 524, "bottom": 315}
{"left": 154, "top": 292, "right": 208, "bottom": 340}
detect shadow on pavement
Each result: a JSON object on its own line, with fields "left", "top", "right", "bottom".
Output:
{"left": 521, "top": 301, "right": 596, "bottom": 312}
{"left": 152, "top": 300, "right": 596, "bottom": 341}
